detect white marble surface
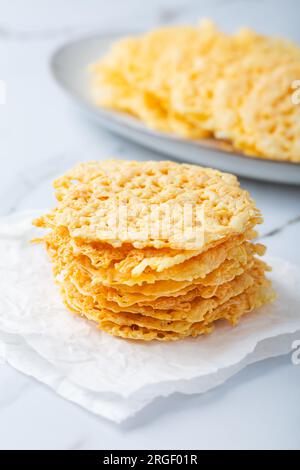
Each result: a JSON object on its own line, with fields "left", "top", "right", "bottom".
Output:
{"left": 0, "top": 0, "right": 299, "bottom": 450}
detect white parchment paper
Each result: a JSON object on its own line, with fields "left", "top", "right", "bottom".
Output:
{"left": 0, "top": 211, "right": 300, "bottom": 423}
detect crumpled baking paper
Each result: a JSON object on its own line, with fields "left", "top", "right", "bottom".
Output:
{"left": 0, "top": 211, "right": 300, "bottom": 423}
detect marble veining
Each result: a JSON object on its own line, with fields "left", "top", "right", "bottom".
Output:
{"left": 260, "top": 214, "right": 300, "bottom": 240}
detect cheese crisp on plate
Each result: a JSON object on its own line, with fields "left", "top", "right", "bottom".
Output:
{"left": 33, "top": 160, "right": 275, "bottom": 341}
{"left": 90, "top": 21, "right": 300, "bottom": 163}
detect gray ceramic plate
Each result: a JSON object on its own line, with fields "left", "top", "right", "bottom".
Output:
{"left": 51, "top": 32, "right": 300, "bottom": 185}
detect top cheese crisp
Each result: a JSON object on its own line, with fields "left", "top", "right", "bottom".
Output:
{"left": 34, "top": 159, "right": 261, "bottom": 251}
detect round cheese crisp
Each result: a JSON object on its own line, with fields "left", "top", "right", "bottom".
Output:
{"left": 62, "top": 264, "right": 256, "bottom": 322}
{"left": 211, "top": 38, "right": 300, "bottom": 161}
{"left": 34, "top": 160, "right": 261, "bottom": 250}
{"left": 91, "top": 22, "right": 300, "bottom": 162}
{"left": 65, "top": 280, "right": 275, "bottom": 342}
{"left": 237, "top": 63, "right": 300, "bottom": 162}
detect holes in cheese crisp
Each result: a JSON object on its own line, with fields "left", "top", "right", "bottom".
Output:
{"left": 38, "top": 160, "right": 260, "bottom": 251}
{"left": 91, "top": 23, "right": 300, "bottom": 162}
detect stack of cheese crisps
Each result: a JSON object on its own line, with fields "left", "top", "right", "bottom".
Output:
{"left": 90, "top": 20, "right": 300, "bottom": 162}
{"left": 33, "top": 160, "right": 275, "bottom": 341}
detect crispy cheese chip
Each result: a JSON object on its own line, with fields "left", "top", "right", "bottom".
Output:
{"left": 66, "top": 256, "right": 267, "bottom": 312}
{"left": 33, "top": 159, "right": 274, "bottom": 341}
{"left": 83, "top": 281, "right": 275, "bottom": 342}
{"left": 34, "top": 160, "right": 261, "bottom": 251}
{"left": 61, "top": 262, "right": 265, "bottom": 324}
{"left": 90, "top": 21, "right": 300, "bottom": 162}
{"left": 43, "top": 224, "right": 254, "bottom": 287}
